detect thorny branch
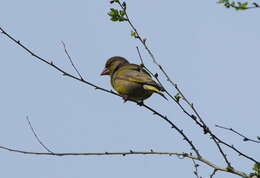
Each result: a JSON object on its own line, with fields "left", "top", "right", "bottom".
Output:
{"left": 216, "top": 124, "right": 260, "bottom": 143}
{"left": 112, "top": 0, "right": 259, "bottom": 166}
{"left": 0, "top": 145, "right": 250, "bottom": 177}
{"left": 192, "top": 159, "right": 201, "bottom": 178}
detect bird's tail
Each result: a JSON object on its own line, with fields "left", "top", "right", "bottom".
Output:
{"left": 143, "top": 84, "right": 168, "bottom": 100}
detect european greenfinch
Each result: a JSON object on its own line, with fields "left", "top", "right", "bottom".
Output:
{"left": 101, "top": 56, "right": 167, "bottom": 102}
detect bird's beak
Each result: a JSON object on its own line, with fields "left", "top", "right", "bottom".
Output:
{"left": 100, "top": 67, "right": 110, "bottom": 76}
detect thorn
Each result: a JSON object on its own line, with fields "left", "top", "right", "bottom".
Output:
{"left": 191, "top": 115, "right": 197, "bottom": 120}
{"left": 17, "top": 40, "right": 20, "bottom": 44}
{"left": 203, "top": 126, "right": 209, "bottom": 134}
{"left": 154, "top": 73, "right": 158, "bottom": 78}
{"left": 122, "top": 154, "right": 126, "bottom": 156}
{"left": 105, "top": 152, "right": 108, "bottom": 154}
{"left": 150, "top": 149, "right": 154, "bottom": 152}
{"left": 130, "top": 150, "right": 133, "bottom": 153}
{"left": 143, "top": 38, "right": 147, "bottom": 44}
{"left": 243, "top": 138, "right": 249, "bottom": 142}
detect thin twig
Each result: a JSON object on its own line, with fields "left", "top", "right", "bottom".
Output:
{"left": 192, "top": 158, "right": 201, "bottom": 178}
{"left": 136, "top": 46, "right": 144, "bottom": 65}
{"left": 210, "top": 169, "right": 217, "bottom": 178}
{"left": 61, "top": 41, "right": 83, "bottom": 80}
{"left": 215, "top": 124, "right": 260, "bottom": 143}
{"left": 26, "top": 116, "right": 54, "bottom": 153}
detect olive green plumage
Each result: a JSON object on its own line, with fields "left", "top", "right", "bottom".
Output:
{"left": 101, "top": 56, "right": 167, "bottom": 102}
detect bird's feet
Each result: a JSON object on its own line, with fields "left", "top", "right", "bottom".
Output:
{"left": 137, "top": 100, "right": 144, "bottom": 106}
{"left": 122, "top": 95, "right": 128, "bottom": 103}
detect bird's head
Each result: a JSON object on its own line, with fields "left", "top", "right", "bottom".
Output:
{"left": 101, "top": 56, "right": 129, "bottom": 76}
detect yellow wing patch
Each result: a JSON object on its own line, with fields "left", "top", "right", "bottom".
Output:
{"left": 143, "top": 84, "right": 160, "bottom": 93}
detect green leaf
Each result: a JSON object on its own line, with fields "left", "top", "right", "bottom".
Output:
{"left": 253, "top": 163, "right": 260, "bottom": 171}
{"left": 174, "top": 93, "right": 181, "bottom": 102}
{"left": 241, "top": 2, "right": 248, "bottom": 9}
{"left": 225, "top": 3, "right": 231, "bottom": 8}
{"left": 217, "top": 0, "right": 228, "bottom": 4}
{"left": 130, "top": 31, "right": 138, "bottom": 38}
{"left": 119, "top": 10, "right": 126, "bottom": 16}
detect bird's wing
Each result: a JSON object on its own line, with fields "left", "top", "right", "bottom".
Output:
{"left": 115, "top": 64, "right": 159, "bottom": 88}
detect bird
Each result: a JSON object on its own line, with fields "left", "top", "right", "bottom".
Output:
{"left": 101, "top": 56, "right": 167, "bottom": 102}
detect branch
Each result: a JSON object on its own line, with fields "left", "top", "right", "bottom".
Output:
{"left": 26, "top": 116, "right": 53, "bottom": 153}
{"left": 0, "top": 145, "right": 250, "bottom": 177}
{"left": 216, "top": 124, "right": 260, "bottom": 143}
{"left": 210, "top": 169, "right": 218, "bottom": 178}
{"left": 61, "top": 41, "right": 83, "bottom": 80}
{"left": 191, "top": 159, "right": 201, "bottom": 178}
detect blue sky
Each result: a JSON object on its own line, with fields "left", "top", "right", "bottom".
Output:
{"left": 0, "top": 1, "right": 259, "bottom": 178}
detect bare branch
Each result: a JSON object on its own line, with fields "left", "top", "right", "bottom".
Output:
{"left": 216, "top": 124, "right": 260, "bottom": 143}
{"left": 26, "top": 116, "right": 54, "bottom": 153}
{"left": 210, "top": 169, "right": 217, "bottom": 178}
{"left": 136, "top": 46, "right": 144, "bottom": 66}
{"left": 0, "top": 145, "right": 250, "bottom": 177}
{"left": 61, "top": 41, "right": 83, "bottom": 80}
{"left": 191, "top": 159, "right": 201, "bottom": 178}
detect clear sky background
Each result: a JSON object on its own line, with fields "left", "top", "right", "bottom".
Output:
{"left": 0, "top": 1, "right": 259, "bottom": 178}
